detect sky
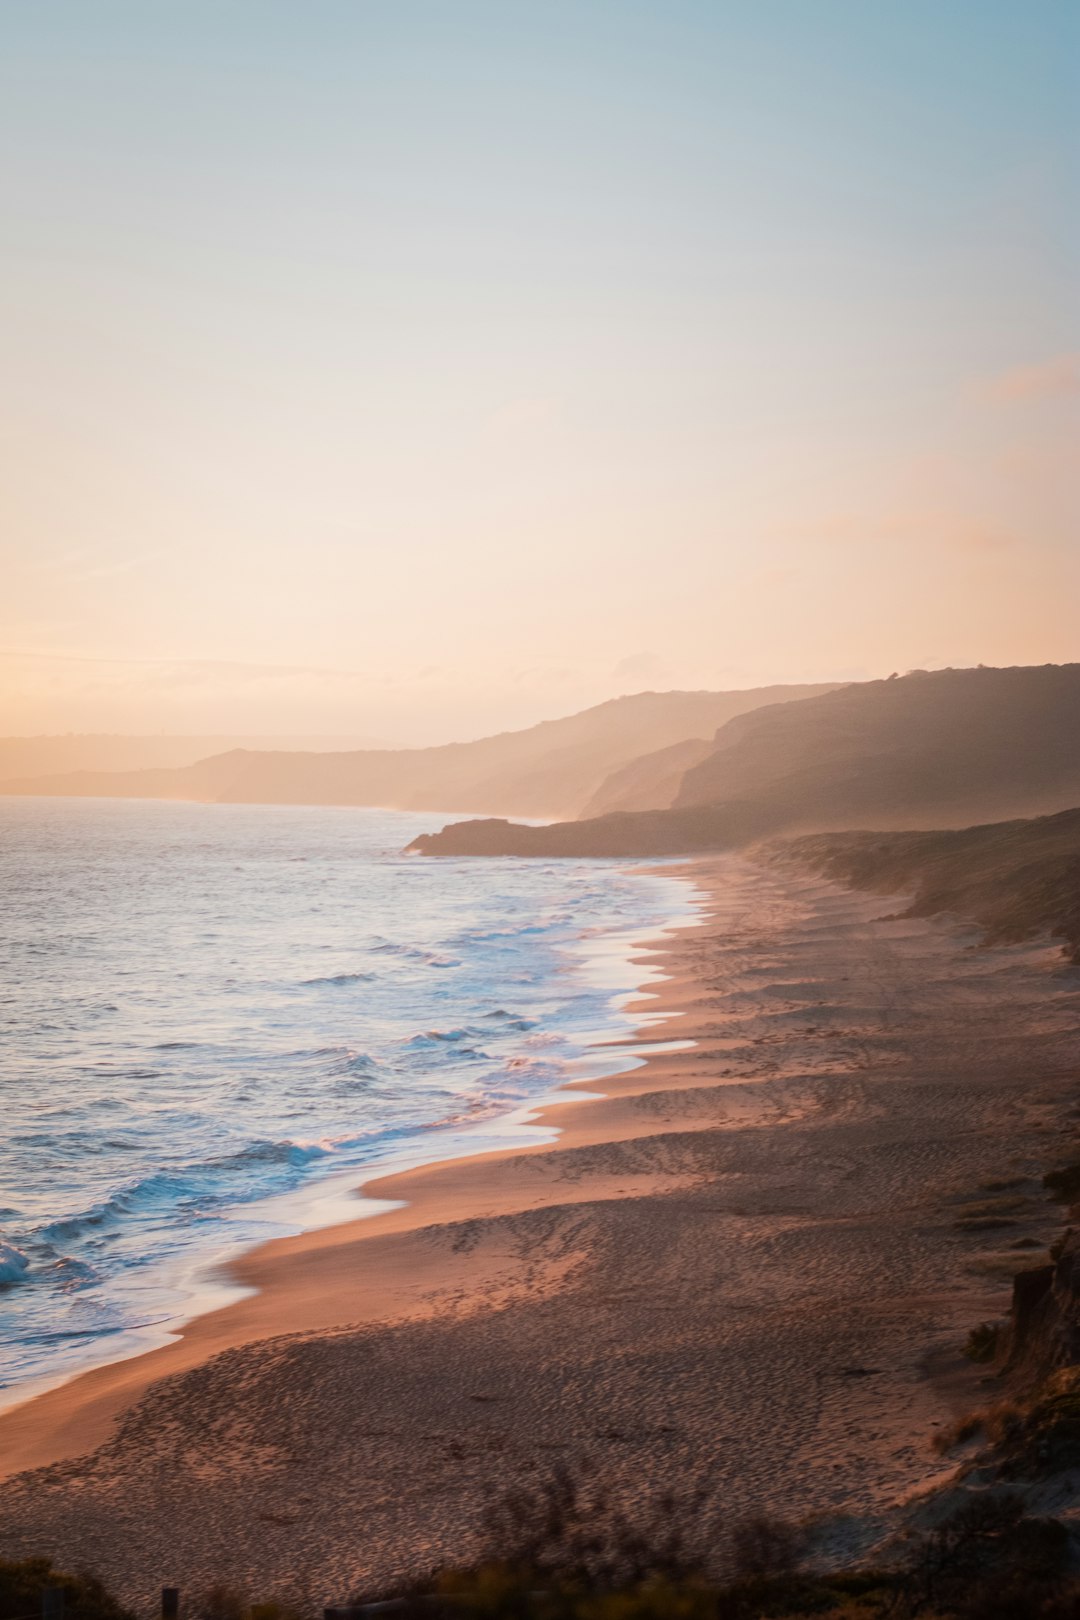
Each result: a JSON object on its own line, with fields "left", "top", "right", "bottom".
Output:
{"left": 1, "top": 1, "right": 1077, "bottom": 745}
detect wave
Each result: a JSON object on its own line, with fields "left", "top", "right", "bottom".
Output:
{"left": 45, "top": 1257, "right": 99, "bottom": 1292}
{"left": 31, "top": 1138, "right": 336, "bottom": 1248}
{"left": 369, "top": 940, "right": 460, "bottom": 967}
{"left": 451, "top": 917, "right": 564, "bottom": 945}
{"left": 1, "top": 801, "right": 682, "bottom": 1399}
{"left": 301, "top": 971, "right": 377, "bottom": 987}
{"left": 281, "top": 1045, "right": 378, "bottom": 1074}
{"left": 482, "top": 1009, "right": 537, "bottom": 1031}
{"left": 0, "top": 1243, "right": 30, "bottom": 1287}
{"left": 35, "top": 1175, "right": 199, "bottom": 1246}
{"left": 223, "top": 1139, "right": 333, "bottom": 1169}
{"left": 404, "top": 1028, "right": 487, "bottom": 1058}
{"left": 77, "top": 1065, "right": 163, "bottom": 1081}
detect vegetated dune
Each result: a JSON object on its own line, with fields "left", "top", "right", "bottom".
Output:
{"left": 0, "top": 685, "right": 838, "bottom": 821}
{"left": 0, "top": 734, "right": 380, "bottom": 783}
{"left": 762, "top": 806, "right": 1080, "bottom": 962}
{"left": 408, "top": 664, "right": 1080, "bottom": 856}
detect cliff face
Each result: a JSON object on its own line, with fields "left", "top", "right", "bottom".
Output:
{"left": 1002, "top": 1240, "right": 1080, "bottom": 1384}
{"left": 410, "top": 665, "right": 1080, "bottom": 858}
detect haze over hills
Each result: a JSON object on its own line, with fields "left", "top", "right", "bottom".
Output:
{"left": 0, "top": 685, "right": 839, "bottom": 821}
{"left": 0, "top": 734, "right": 382, "bottom": 784}
{"left": 409, "top": 664, "right": 1080, "bottom": 856}
{"left": 577, "top": 736, "right": 717, "bottom": 817}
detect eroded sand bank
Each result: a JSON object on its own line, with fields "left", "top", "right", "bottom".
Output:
{"left": 1, "top": 855, "right": 1077, "bottom": 1609}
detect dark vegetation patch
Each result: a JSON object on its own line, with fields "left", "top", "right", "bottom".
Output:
{"left": 963, "top": 1323, "right": 1002, "bottom": 1364}
{"left": 0, "top": 1559, "right": 132, "bottom": 1620}
{"left": 768, "top": 807, "right": 1080, "bottom": 963}
{"left": 356, "top": 1475, "right": 1079, "bottom": 1619}
{"left": 1044, "top": 1165, "right": 1080, "bottom": 1205}
{"left": 15, "top": 1467, "right": 1080, "bottom": 1620}
{"left": 195, "top": 1590, "right": 300, "bottom": 1620}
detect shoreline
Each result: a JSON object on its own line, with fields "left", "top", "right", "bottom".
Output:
{"left": 0, "top": 861, "right": 706, "bottom": 1477}
{"left": 2, "top": 852, "right": 1077, "bottom": 1608}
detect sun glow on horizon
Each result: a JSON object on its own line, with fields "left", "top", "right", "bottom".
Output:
{"left": 1, "top": 1, "right": 1077, "bottom": 742}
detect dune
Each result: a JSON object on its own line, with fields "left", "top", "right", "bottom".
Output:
{"left": 765, "top": 806, "right": 1080, "bottom": 962}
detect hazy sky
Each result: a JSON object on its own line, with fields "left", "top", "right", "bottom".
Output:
{"left": 2, "top": 1, "right": 1077, "bottom": 744}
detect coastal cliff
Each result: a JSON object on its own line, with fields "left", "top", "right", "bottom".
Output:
{"left": 409, "top": 665, "right": 1080, "bottom": 859}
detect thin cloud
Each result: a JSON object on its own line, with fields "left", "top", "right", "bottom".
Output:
{"left": 611, "top": 651, "right": 672, "bottom": 683}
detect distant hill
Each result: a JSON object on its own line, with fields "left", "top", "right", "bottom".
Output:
{"left": 409, "top": 664, "right": 1080, "bottom": 856}
{"left": 577, "top": 737, "right": 715, "bottom": 817}
{"left": 764, "top": 807, "right": 1080, "bottom": 962}
{"left": 0, "top": 734, "right": 380, "bottom": 783}
{"left": 674, "top": 663, "right": 1080, "bottom": 823}
{"left": 0, "top": 685, "right": 839, "bottom": 821}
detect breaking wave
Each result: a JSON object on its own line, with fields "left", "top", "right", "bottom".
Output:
{"left": 0, "top": 797, "right": 690, "bottom": 1397}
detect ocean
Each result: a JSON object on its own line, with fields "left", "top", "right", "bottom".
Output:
{"left": 0, "top": 796, "right": 693, "bottom": 1403}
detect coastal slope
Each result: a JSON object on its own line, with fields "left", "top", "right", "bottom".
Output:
{"left": 410, "top": 664, "right": 1080, "bottom": 856}
{"left": 765, "top": 806, "right": 1080, "bottom": 962}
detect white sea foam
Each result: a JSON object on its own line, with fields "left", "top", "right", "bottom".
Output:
{"left": 0, "top": 1243, "right": 30, "bottom": 1287}
{"left": 0, "top": 797, "right": 696, "bottom": 1399}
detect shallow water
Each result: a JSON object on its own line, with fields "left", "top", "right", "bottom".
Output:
{"left": 0, "top": 797, "right": 691, "bottom": 1398}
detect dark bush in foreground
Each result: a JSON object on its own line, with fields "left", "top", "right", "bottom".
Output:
{"left": 962, "top": 1323, "right": 1001, "bottom": 1364}
{"left": 16, "top": 1470, "right": 1080, "bottom": 1620}
{"left": 356, "top": 1469, "right": 1080, "bottom": 1620}
{"left": 1043, "top": 1165, "right": 1080, "bottom": 1206}
{"left": 475, "top": 1464, "right": 718, "bottom": 1588}
{"left": 192, "top": 1587, "right": 301, "bottom": 1620}
{"left": 0, "top": 1558, "right": 133, "bottom": 1620}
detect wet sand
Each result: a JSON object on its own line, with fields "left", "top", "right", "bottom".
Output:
{"left": 1, "top": 854, "right": 1077, "bottom": 1610}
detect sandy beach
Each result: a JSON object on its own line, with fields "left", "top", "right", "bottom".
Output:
{"left": 2, "top": 854, "right": 1078, "bottom": 1610}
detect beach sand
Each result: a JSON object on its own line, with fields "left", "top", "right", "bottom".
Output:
{"left": 1, "top": 855, "right": 1078, "bottom": 1610}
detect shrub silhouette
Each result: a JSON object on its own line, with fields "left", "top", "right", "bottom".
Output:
{"left": 477, "top": 1463, "right": 716, "bottom": 1587}
{"left": 727, "top": 1514, "right": 805, "bottom": 1581}
{"left": 962, "top": 1323, "right": 1001, "bottom": 1364}
{"left": 0, "top": 1559, "right": 132, "bottom": 1620}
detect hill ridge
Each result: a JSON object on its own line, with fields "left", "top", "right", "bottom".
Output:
{"left": 0, "top": 683, "right": 840, "bottom": 821}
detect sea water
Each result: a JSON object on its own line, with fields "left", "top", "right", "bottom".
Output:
{"left": 0, "top": 797, "right": 692, "bottom": 1401}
